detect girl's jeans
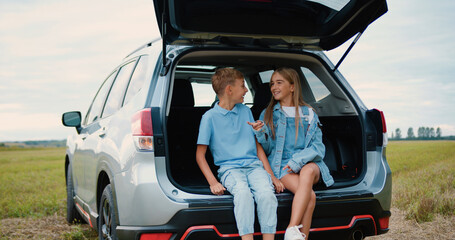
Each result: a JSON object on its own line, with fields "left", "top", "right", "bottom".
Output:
{"left": 219, "top": 165, "right": 278, "bottom": 236}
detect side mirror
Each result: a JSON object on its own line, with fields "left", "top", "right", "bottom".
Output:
{"left": 62, "top": 111, "right": 82, "bottom": 133}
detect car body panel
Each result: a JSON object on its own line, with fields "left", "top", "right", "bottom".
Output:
{"left": 114, "top": 153, "right": 188, "bottom": 225}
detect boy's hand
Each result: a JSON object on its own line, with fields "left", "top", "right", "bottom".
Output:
{"left": 210, "top": 182, "right": 226, "bottom": 196}
{"left": 247, "top": 120, "right": 264, "bottom": 131}
{"left": 271, "top": 176, "right": 285, "bottom": 193}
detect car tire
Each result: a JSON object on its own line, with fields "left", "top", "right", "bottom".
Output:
{"left": 66, "top": 163, "right": 84, "bottom": 224}
{"left": 99, "top": 184, "right": 118, "bottom": 240}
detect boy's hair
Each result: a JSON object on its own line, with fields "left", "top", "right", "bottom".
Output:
{"left": 211, "top": 68, "right": 244, "bottom": 95}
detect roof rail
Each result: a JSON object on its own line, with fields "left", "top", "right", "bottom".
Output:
{"left": 125, "top": 37, "right": 161, "bottom": 58}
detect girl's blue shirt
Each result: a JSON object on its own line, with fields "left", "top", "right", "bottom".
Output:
{"left": 254, "top": 103, "right": 334, "bottom": 187}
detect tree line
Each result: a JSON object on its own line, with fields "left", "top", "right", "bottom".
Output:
{"left": 391, "top": 127, "right": 444, "bottom": 140}
{"left": 0, "top": 140, "right": 66, "bottom": 148}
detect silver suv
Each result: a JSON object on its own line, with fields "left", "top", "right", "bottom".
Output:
{"left": 62, "top": 0, "right": 391, "bottom": 239}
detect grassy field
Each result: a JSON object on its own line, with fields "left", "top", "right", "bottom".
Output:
{"left": 387, "top": 140, "right": 455, "bottom": 222}
{"left": 0, "top": 147, "right": 66, "bottom": 219}
{"left": 0, "top": 147, "right": 96, "bottom": 239}
{"left": 0, "top": 141, "right": 454, "bottom": 239}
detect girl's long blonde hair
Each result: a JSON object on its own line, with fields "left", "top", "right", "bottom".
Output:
{"left": 263, "top": 67, "right": 312, "bottom": 141}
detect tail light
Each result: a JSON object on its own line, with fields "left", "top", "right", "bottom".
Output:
{"left": 368, "top": 108, "right": 388, "bottom": 147}
{"left": 131, "top": 108, "right": 154, "bottom": 151}
{"left": 376, "top": 108, "right": 387, "bottom": 133}
{"left": 375, "top": 109, "right": 388, "bottom": 146}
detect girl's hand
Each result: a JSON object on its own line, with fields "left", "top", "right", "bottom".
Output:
{"left": 247, "top": 120, "right": 264, "bottom": 131}
{"left": 210, "top": 182, "right": 226, "bottom": 196}
{"left": 271, "top": 176, "right": 285, "bottom": 193}
{"left": 283, "top": 164, "right": 294, "bottom": 173}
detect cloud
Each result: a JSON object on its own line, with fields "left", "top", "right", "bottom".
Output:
{"left": 437, "top": 124, "right": 455, "bottom": 136}
{"left": 0, "top": 112, "right": 60, "bottom": 131}
{"left": 0, "top": 103, "right": 24, "bottom": 111}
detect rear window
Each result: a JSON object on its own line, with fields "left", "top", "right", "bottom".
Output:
{"left": 301, "top": 67, "right": 330, "bottom": 102}
{"left": 191, "top": 81, "right": 253, "bottom": 107}
{"left": 191, "top": 81, "right": 216, "bottom": 107}
{"left": 176, "top": 65, "right": 253, "bottom": 107}
{"left": 259, "top": 68, "right": 330, "bottom": 102}
{"left": 259, "top": 70, "right": 273, "bottom": 83}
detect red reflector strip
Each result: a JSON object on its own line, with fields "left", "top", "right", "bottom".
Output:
{"left": 75, "top": 202, "right": 93, "bottom": 228}
{"left": 180, "top": 225, "right": 241, "bottom": 239}
{"left": 140, "top": 233, "right": 172, "bottom": 240}
{"left": 180, "top": 215, "right": 377, "bottom": 239}
{"left": 378, "top": 216, "right": 389, "bottom": 230}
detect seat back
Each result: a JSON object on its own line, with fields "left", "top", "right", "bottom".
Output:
{"left": 167, "top": 79, "right": 214, "bottom": 190}
{"left": 170, "top": 79, "right": 195, "bottom": 107}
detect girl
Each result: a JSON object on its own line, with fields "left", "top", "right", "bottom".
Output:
{"left": 249, "top": 67, "right": 334, "bottom": 240}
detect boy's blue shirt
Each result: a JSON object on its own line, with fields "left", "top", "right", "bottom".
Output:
{"left": 197, "top": 102, "right": 260, "bottom": 168}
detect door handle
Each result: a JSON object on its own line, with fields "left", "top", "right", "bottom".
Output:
{"left": 99, "top": 127, "right": 106, "bottom": 138}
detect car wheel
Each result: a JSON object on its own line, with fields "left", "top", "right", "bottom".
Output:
{"left": 66, "top": 163, "right": 84, "bottom": 224}
{"left": 99, "top": 184, "right": 118, "bottom": 240}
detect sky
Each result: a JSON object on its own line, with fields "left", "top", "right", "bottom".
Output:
{"left": 0, "top": 0, "right": 454, "bottom": 141}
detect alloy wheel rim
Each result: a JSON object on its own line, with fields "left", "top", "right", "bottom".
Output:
{"left": 101, "top": 199, "right": 112, "bottom": 240}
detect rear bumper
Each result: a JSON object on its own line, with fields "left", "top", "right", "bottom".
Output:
{"left": 116, "top": 194, "right": 390, "bottom": 240}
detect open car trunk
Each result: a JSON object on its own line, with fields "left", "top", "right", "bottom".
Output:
{"left": 154, "top": 0, "right": 387, "bottom": 51}
{"left": 165, "top": 49, "right": 364, "bottom": 194}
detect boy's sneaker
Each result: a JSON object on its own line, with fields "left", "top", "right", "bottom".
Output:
{"left": 284, "top": 225, "right": 306, "bottom": 240}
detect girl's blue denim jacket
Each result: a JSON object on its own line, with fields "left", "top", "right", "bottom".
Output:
{"left": 254, "top": 103, "right": 334, "bottom": 187}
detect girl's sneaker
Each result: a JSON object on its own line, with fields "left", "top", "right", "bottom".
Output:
{"left": 284, "top": 225, "right": 306, "bottom": 240}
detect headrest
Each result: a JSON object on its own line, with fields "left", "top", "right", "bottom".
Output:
{"left": 251, "top": 83, "right": 272, "bottom": 120}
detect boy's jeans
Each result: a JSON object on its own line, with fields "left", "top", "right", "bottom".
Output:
{"left": 219, "top": 165, "right": 278, "bottom": 236}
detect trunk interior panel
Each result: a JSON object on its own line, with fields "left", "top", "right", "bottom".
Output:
{"left": 165, "top": 50, "right": 364, "bottom": 194}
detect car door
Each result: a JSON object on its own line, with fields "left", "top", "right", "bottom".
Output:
{"left": 84, "top": 60, "right": 138, "bottom": 206}
{"left": 72, "top": 70, "right": 117, "bottom": 201}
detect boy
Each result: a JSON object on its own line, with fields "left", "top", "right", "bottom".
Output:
{"left": 196, "top": 68, "right": 278, "bottom": 240}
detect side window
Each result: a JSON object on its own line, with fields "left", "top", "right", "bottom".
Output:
{"left": 84, "top": 71, "right": 117, "bottom": 125}
{"left": 191, "top": 79, "right": 253, "bottom": 106}
{"left": 259, "top": 70, "right": 274, "bottom": 83}
{"left": 243, "top": 78, "right": 254, "bottom": 106}
{"left": 123, "top": 55, "right": 149, "bottom": 105}
{"left": 300, "top": 67, "right": 330, "bottom": 102}
{"left": 191, "top": 82, "right": 217, "bottom": 106}
{"left": 102, "top": 60, "right": 136, "bottom": 118}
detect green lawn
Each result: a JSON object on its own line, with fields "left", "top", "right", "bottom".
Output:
{"left": 0, "top": 147, "right": 66, "bottom": 219}
{"left": 0, "top": 147, "right": 97, "bottom": 239}
{"left": 388, "top": 140, "right": 455, "bottom": 222}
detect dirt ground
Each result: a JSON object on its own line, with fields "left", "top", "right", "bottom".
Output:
{"left": 0, "top": 213, "right": 96, "bottom": 240}
{"left": 0, "top": 208, "right": 454, "bottom": 239}
{"left": 368, "top": 208, "right": 455, "bottom": 240}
